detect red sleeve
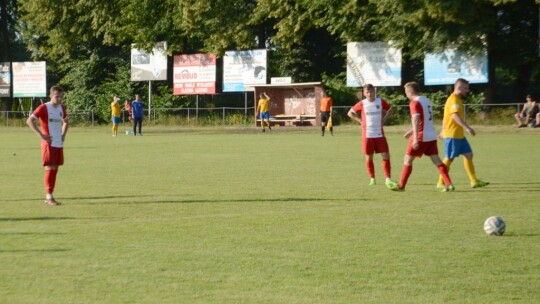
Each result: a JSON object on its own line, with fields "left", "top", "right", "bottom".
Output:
{"left": 381, "top": 99, "right": 391, "bottom": 111}
{"left": 32, "top": 104, "right": 47, "bottom": 119}
{"left": 409, "top": 100, "right": 422, "bottom": 116}
{"left": 351, "top": 101, "right": 363, "bottom": 113}
{"left": 61, "top": 104, "right": 68, "bottom": 119}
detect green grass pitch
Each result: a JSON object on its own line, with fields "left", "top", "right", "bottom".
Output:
{"left": 0, "top": 125, "right": 539, "bottom": 303}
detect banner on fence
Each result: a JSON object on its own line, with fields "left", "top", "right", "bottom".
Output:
{"left": 346, "top": 42, "right": 402, "bottom": 87}
{"left": 13, "top": 61, "right": 47, "bottom": 97}
{"left": 424, "top": 49, "right": 488, "bottom": 85}
{"left": 223, "top": 49, "right": 267, "bottom": 92}
{"left": 0, "top": 62, "right": 11, "bottom": 97}
{"left": 173, "top": 53, "right": 216, "bottom": 95}
{"left": 131, "top": 42, "right": 168, "bottom": 81}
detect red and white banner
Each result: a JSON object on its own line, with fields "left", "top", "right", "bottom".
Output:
{"left": 173, "top": 54, "right": 216, "bottom": 95}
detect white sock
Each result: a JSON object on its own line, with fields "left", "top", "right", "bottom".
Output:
{"left": 46, "top": 194, "right": 53, "bottom": 200}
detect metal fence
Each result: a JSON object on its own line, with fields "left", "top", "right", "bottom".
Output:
{"left": 0, "top": 103, "right": 524, "bottom": 127}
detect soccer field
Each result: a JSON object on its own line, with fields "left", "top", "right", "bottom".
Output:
{"left": 1, "top": 125, "right": 539, "bottom": 303}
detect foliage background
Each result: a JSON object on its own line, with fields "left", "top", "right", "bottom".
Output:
{"left": 0, "top": 0, "right": 539, "bottom": 121}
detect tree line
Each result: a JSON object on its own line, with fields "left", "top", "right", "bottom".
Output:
{"left": 1, "top": 0, "right": 539, "bottom": 121}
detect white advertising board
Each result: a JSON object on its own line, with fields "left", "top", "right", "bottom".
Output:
{"left": 223, "top": 49, "right": 267, "bottom": 92}
{"left": 131, "top": 42, "right": 168, "bottom": 81}
{"left": 346, "top": 42, "right": 402, "bottom": 87}
{"left": 13, "top": 61, "right": 47, "bottom": 97}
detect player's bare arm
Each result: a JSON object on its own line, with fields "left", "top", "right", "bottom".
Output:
{"left": 451, "top": 113, "right": 476, "bottom": 136}
{"left": 347, "top": 108, "right": 362, "bottom": 125}
{"left": 26, "top": 116, "right": 51, "bottom": 142}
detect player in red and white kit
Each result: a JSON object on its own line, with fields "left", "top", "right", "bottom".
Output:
{"left": 348, "top": 84, "right": 397, "bottom": 188}
{"left": 391, "top": 81, "right": 454, "bottom": 192}
{"left": 27, "top": 86, "right": 69, "bottom": 205}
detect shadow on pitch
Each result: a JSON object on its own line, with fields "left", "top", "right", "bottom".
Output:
{"left": 84, "top": 197, "right": 361, "bottom": 205}
{"left": 0, "top": 248, "right": 70, "bottom": 253}
{"left": 3, "top": 195, "right": 157, "bottom": 202}
{"left": 0, "top": 216, "right": 77, "bottom": 222}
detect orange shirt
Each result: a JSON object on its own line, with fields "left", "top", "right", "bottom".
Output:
{"left": 320, "top": 97, "right": 333, "bottom": 112}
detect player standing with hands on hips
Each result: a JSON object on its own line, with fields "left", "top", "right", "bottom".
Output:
{"left": 348, "top": 84, "right": 397, "bottom": 188}
{"left": 390, "top": 82, "right": 454, "bottom": 192}
{"left": 27, "top": 86, "right": 69, "bottom": 206}
{"left": 437, "top": 78, "right": 489, "bottom": 189}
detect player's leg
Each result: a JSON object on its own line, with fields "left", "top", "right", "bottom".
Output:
{"left": 133, "top": 117, "right": 137, "bottom": 135}
{"left": 137, "top": 118, "right": 142, "bottom": 135}
{"left": 380, "top": 150, "right": 396, "bottom": 188}
{"left": 392, "top": 154, "right": 414, "bottom": 191}
{"left": 42, "top": 145, "right": 62, "bottom": 205}
{"left": 365, "top": 153, "right": 376, "bottom": 185}
{"left": 463, "top": 152, "right": 489, "bottom": 188}
{"left": 430, "top": 155, "right": 454, "bottom": 191}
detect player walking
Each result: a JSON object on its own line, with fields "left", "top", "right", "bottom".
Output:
{"left": 391, "top": 82, "right": 454, "bottom": 192}
{"left": 437, "top": 78, "right": 489, "bottom": 189}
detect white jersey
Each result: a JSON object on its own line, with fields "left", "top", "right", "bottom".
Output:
{"left": 351, "top": 98, "right": 391, "bottom": 138}
{"left": 410, "top": 96, "right": 437, "bottom": 142}
{"left": 31, "top": 102, "right": 67, "bottom": 148}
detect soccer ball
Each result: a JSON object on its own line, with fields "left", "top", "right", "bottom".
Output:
{"left": 483, "top": 216, "right": 506, "bottom": 236}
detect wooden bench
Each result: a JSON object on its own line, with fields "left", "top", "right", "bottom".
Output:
{"left": 257, "top": 115, "right": 316, "bottom": 126}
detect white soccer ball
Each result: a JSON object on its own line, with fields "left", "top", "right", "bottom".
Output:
{"left": 483, "top": 216, "right": 506, "bottom": 236}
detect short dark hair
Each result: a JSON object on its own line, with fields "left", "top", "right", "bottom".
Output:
{"left": 364, "top": 84, "right": 375, "bottom": 91}
{"left": 455, "top": 78, "right": 469, "bottom": 85}
{"left": 50, "top": 86, "right": 63, "bottom": 94}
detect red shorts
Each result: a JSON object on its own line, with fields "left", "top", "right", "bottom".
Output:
{"left": 362, "top": 137, "right": 389, "bottom": 155}
{"left": 406, "top": 140, "right": 439, "bottom": 158}
{"left": 42, "top": 142, "right": 64, "bottom": 166}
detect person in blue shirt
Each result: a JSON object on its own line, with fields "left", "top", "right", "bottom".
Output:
{"left": 131, "top": 94, "right": 144, "bottom": 136}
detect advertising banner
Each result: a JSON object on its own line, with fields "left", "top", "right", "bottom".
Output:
{"left": 13, "top": 61, "right": 47, "bottom": 97}
{"left": 223, "top": 49, "right": 267, "bottom": 92}
{"left": 0, "top": 62, "right": 11, "bottom": 97}
{"left": 173, "top": 53, "right": 216, "bottom": 95}
{"left": 346, "top": 42, "right": 402, "bottom": 87}
{"left": 131, "top": 42, "right": 168, "bottom": 81}
{"left": 424, "top": 49, "right": 488, "bottom": 85}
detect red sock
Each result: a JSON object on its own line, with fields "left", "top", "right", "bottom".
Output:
{"left": 382, "top": 159, "right": 391, "bottom": 179}
{"left": 366, "top": 159, "right": 375, "bottom": 178}
{"left": 437, "top": 164, "right": 452, "bottom": 186}
{"left": 45, "top": 169, "right": 58, "bottom": 196}
{"left": 399, "top": 164, "right": 413, "bottom": 189}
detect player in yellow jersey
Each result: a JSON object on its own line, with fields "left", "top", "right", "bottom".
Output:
{"left": 438, "top": 78, "right": 489, "bottom": 189}
{"left": 257, "top": 92, "right": 271, "bottom": 132}
{"left": 111, "top": 96, "right": 121, "bottom": 137}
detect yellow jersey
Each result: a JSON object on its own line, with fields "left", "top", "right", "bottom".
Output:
{"left": 258, "top": 98, "right": 269, "bottom": 113}
{"left": 442, "top": 93, "right": 464, "bottom": 139}
{"left": 111, "top": 101, "right": 121, "bottom": 118}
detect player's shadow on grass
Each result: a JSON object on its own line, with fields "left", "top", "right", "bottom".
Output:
{"left": 0, "top": 216, "right": 77, "bottom": 222}
{"left": 3, "top": 195, "right": 157, "bottom": 202}
{"left": 0, "top": 249, "right": 70, "bottom": 253}
{"left": 84, "top": 197, "right": 362, "bottom": 205}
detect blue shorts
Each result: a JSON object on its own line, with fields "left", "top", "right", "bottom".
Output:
{"left": 444, "top": 138, "right": 472, "bottom": 159}
{"left": 112, "top": 116, "right": 121, "bottom": 124}
{"left": 260, "top": 112, "right": 270, "bottom": 120}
